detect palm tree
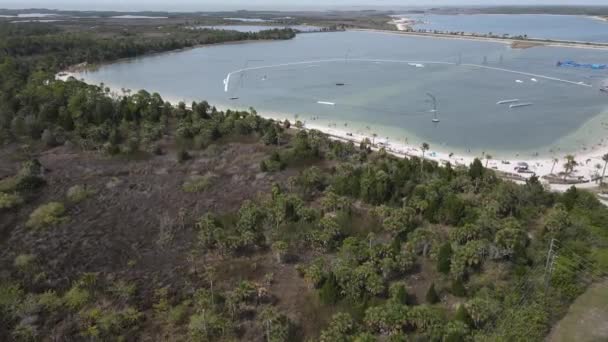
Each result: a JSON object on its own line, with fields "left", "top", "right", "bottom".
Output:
{"left": 563, "top": 155, "right": 577, "bottom": 180}
{"left": 485, "top": 154, "right": 492, "bottom": 168}
{"left": 421, "top": 142, "right": 430, "bottom": 173}
{"left": 372, "top": 133, "right": 377, "bottom": 145}
{"left": 550, "top": 158, "right": 559, "bottom": 175}
{"left": 599, "top": 153, "right": 608, "bottom": 185}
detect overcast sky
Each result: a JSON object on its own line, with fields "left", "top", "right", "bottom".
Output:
{"left": 1, "top": 1, "right": 606, "bottom": 12}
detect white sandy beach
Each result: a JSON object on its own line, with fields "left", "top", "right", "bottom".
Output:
{"left": 389, "top": 16, "right": 415, "bottom": 31}
{"left": 56, "top": 69, "right": 608, "bottom": 192}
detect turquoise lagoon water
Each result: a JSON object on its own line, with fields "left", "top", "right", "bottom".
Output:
{"left": 74, "top": 31, "right": 608, "bottom": 158}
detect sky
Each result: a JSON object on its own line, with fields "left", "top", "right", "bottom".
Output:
{"left": 1, "top": 0, "right": 606, "bottom": 12}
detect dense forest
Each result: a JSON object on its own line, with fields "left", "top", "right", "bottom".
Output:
{"left": 0, "top": 21, "right": 607, "bottom": 341}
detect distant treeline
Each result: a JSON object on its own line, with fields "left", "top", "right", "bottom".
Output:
{"left": 0, "top": 22, "right": 295, "bottom": 146}
{"left": 475, "top": 6, "right": 608, "bottom": 16}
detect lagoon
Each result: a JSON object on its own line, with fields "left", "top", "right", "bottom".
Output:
{"left": 405, "top": 14, "right": 608, "bottom": 43}
{"left": 73, "top": 31, "right": 608, "bottom": 158}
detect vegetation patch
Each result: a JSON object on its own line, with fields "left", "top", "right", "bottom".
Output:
{"left": 25, "top": 202, "right": 68, "bottom": 229}
{"left": 0, "top": 192, "right": 23, "bottom": 210}
{"left": 182, "top": 173, "right": 217, "bottom": 193}
{"left": 66, "top": 185, "right": 95, "bottom": 203}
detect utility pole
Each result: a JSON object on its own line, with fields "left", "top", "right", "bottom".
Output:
{"left": 544, "top": 238, "right": 557, "bottom": 293}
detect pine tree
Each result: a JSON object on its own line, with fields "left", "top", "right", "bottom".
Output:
{"left": 426, "top": 283, "right": 440, "bottom": 304}
{"left": 451, "top": 279, "right": 467, "bottom": 297}
{"left": 437, "top": 242, "right": 453, "bottom": 274}
{"left": 469, "top": 158, "right": 484, "bottom": 180}
{"left": 454, "top": 305, "right": 473, "bottom": 327}
{"left": 319, "top": 273, "right": 340, "bottom": 305}
{"left": 390, "top": 283, "right": 409, "bottom": 305}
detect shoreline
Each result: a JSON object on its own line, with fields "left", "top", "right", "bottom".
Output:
{"left": 56, "top": 71, "right": 608, "bottom": 189}
{"left": 590, "top": 16, "right": 608, "bottom": 23}
{"left": 206, "top": 101, "right": 608, "bottom": 189}
{"left": 379, "top": 22, "right": 608, "bottom": 51}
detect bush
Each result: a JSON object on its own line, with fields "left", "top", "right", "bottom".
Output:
{"left": 63, "top": 285, "right": 90, "bottom": 311}
{"left": 454, "top": 305, "right": 473, "bottom": 327}
{"left": 389, "top": 283, "right": 410, "bottom": 305}
{"left": 167, "top": 301, "right": 190, "bottom": 325}
{"left": 26, "top": 202, "right": 67, "bottom": 229}
{"left": 0, "top": 177, "right": 19, "bottom": 193}
{"left": 0, "top": 283, "right": 23, "bottom": 321}
{"left": 319, "top": 273, "right": 340, "bottom": 305}
{"left": 15, "top": 176, "right": 46, "bottom": 192}
{"left": 41, "top": 129, "right": 57, "bottom": 147}
{"left": 177, "top": 149, "right": 191, "bottom": 163}
{"left": 36, "top": 290, "right": 62, "bottom": 312}
{"left": 0, "top": 192, "right": 23, "bottom": 210}
{"left": 13, "top": 254, "right": 36, "bottom": 270}
{"left": 0, "top": 176, "right": 45, "bottom": 194}
{"left": 437, "top": 242, "right": 453, "bottom": 274}
{"left": 426, "top": 283, "right": 440, "bottom": 304}
{"left": 260, "top": 151, "right": 286, "bottom": 172}
{"left": 66, "top": 185, "right": 94, "bottom": 203}
{"left": 109, "top": 280, "right": 137, "bottom": 302}
{"left": 451, "top": 279, "right": 467, "bottom": 297}
{"left": 182, "top": 173, "right": 215, "bottom": 193}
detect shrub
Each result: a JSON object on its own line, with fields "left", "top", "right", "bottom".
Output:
{"left": 41, "top": 129, "right": 57, "bottom": 147}
{"left": 26, "top": 202, "right": 67, "bottom": 229}
{"left": 11, "top": 321, "right": 37, "bottom": 341}
{"left": 454, "top": 305, "right": 473, "bottom": 327}
{"left": 15, "top": 176, "right": 46, "bottom": 192}
{"left": 0, "top": 283, "right": 23, "bottom": 321}
{"left": 0, "top": 177, "right": 19, "bottom": 193}
{"left": 0, "top": 176, "right": 45, "bottom": 194}
{"left": 63, "top": 285, "right": 90, "bottom": 311}
{"left": 0, "top": 192, "right": 23, "bottom": 210}
{"left": 13, "top": 254, "right": 36, "bottom": 270}
{"left": 36, "top": 290, "right": 62, "bottom": 312}
{"left": 177, "top": 149, "right": 191, "bottom": 163}
{"left": 426, "top": 283, "right": 440, "bottom": 304}
{"left": 451, "top": 279, "right": 467, "bottom": 297}
{"left": 271, "top": 241, "right": 289, "bottom": 263}
{"left": 167, "top": 301, "right": 190, "bottom": 325}
{"left": 182, "top": 173, "right": 215, "bottom": 193}
{"left": 437, "top": 242, "right": 453, "bottom": 274}
{"left": 109, "top": 280, "right": 137, "bottom": 302}
{"left": 66, "top": 185, "right": 94, "bottom": 203}
{"left": 260, "top": 151, "right": 286, "bottom": 172}
{"left": 389, "top": 283, "right": 410, "bottom": 305}
{"left": 319, "top": 273, "right": 340, "bottom": 305}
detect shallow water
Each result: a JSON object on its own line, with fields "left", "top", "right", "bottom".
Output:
{"left": 75, "top": 31, "right": 608, "bottom": 158}
{"left": 405, "top": 14, "right": 608, "bottom": 43}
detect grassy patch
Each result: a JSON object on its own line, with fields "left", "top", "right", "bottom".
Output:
{"left": 66, "top": 185, "right": 95, "bottom": 203}
{"left": 0, "top": 177, "right": 19, "bottom": 193}
{"left": 0, "top": 192, "right": 23, "bottom": 210}
{"left": 182, "top": 173, "right": 216, "bottom": 193}
{"left": 25, "top": 202, "right": 68, "bottom": 229}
